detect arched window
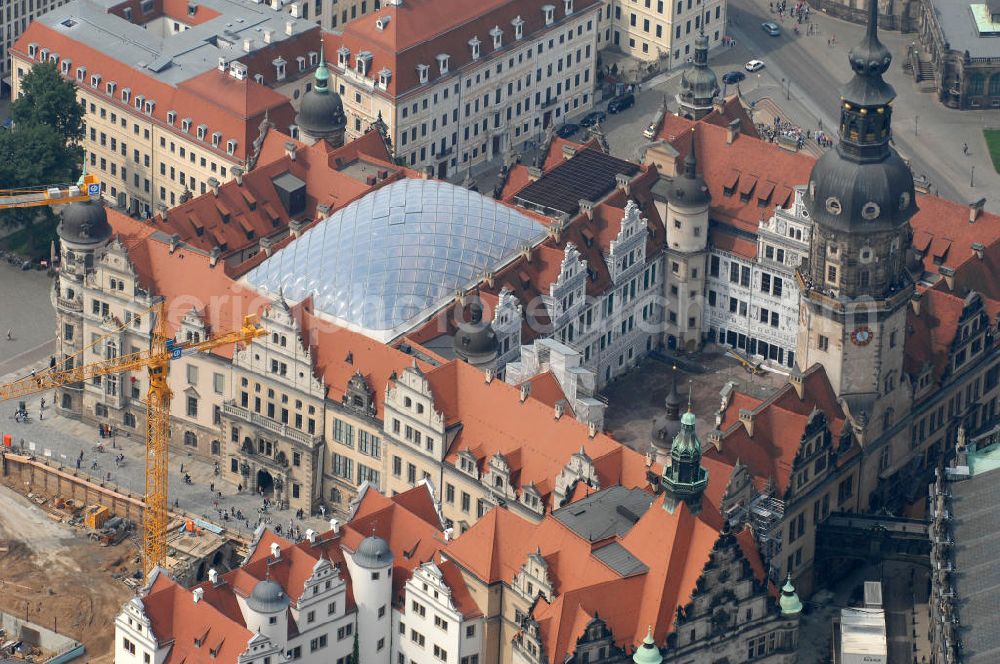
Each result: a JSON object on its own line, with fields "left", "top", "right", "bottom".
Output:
{"left": 184, "top": 431, "right": 197, "bottom": 447}
{"left": 969, "top": 73, "right": 985, "bottom": 96}
{"left": 989, "top": 74, "right": 1000, "bottom": 97}
{"left": 211, "top": 440, "right": 221, "bottom": 455}
{"left": 123, "top": 412, "right": 136, "bottom": 428}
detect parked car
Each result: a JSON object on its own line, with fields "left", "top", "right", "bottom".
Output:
{"left": 761, "top": 21, "right": 781, "bottom": 36}
{"left": 607, "top": 93, "right": 635, "bottom": 114}
{"left": 580, "top": 110, "right": 607, "bottom": 127}
{"left": 745, "top": 59, "right": 766, "bottom": 72}
{"left": 722, "top": 71, "right": 746, "bottom": 85}
{"left": 643, "top": 108, "right": 666, "bottom": 139}
{"left": 556, "top": 123, "right": 580, "bottom": 138}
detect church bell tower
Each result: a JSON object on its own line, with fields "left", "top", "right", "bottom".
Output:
{"left": 795, "top": 0, "right": 916, "bottom": 427}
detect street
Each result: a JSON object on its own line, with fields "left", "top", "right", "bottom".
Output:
{"left": 0, "top": 262, "right": 55, "bottom": 381}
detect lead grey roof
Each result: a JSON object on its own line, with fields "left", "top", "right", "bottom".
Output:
{"left": 950, "top": 465, "right": 1000, "bottom": 663}
{"left": 244, "top": 179, "right": 547, "bottom": 341}
{"left": 245, "top": 578, "right": 289, "bottom": 613}
{"left": 552, "top": 486, "right": 654, "bottom": 541}
{"left": 37, "top": 0, "right": 315, "bottom": 87}
{"left": 592, "top": 542, "right": 649, "bottom": 577}
{"left": 352, "top": 535, "right": 394, "bottom": 569}
{"left": 928, "top": 0, "right": 1000, "bottom": 58}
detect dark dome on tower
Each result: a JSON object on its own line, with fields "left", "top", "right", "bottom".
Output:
{"left": 679, "top": 33, "right": 720, "bottom": 102}
{"left": 453, "top": 299, "right": 498, "bottom": 363}
{"left": 667, "top": 128, "right": 711, "bottom": 208}
{"left": 804, "top": 0, "right": 917, "bottom": 233}
{"left": 296, "top": 47, "right": 347, "bottom": 142}
{"left": 58, "top": 199, "right": 112, "bottom": 245}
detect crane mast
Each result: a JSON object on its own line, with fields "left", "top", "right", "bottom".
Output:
{"left": 0, "top": 304, "right": 264, "bottom": 578}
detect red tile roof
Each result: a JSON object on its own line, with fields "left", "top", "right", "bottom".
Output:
{"left": 140, "top": 486, "right": 447, "bottom": 663}
{"left": 326, "top": 0, "right": 601, "bottom": 98}
{"left": 707, "top": 365, "right": 848, "bottom": 495}
{"left": 13, "top": 22, "right": 303, "bottom": 161}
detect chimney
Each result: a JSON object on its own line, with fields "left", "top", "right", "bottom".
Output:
{"left": 520, "top": 382, "right": 531, "bottom": 402}
{"left": 209, "top": 246, "right": 222, "bottom": 267}
{"left": 614, "top": 173, "right": 630, "bottom": 194}
{"left": 305, "top": 528, "right": 317, "bottom": 544}
{"left": 285, "top": 19, "right": 296, "bottom": 36}
{"left": 208, "top": 568, "right": 219, "bottom": 584}
{"left": 969, "top": 197, "right": 986, "bottom": 223}
{"left": 789, "top": 368, "right": 803, "bottom": 398}
{"left": 485, "top": 368, "right": 494, "bottom": 384}
{"left": 726, "top": 118, "right": 741, "bottom": 144}
{"left": 588, "top": 420, "right": 598, "bottom": 439}
{"left": 423, "top": 165, "right": 435, "bottom": 179}
{"left": 738, "top": 409, "right": 753, "bottom": 436}
{"left": 561, "top": 144, "right": 577, "bottom": 160}
{"left": 330, "top": 518, "right": 341, "bottom": 534}
{"left": 193, "top": 588, "right": 204, "bottom": 603}
{"left": 527, "top": 166, "right": 542, "bottom": 181}
{"left": 259, "top": 236, "right": 274, "bottom": 257}
{"left": 554, "top": 400, "right": 565, "bottom": 419}
{"left": 713, "top": 98, "right": 726, "bottom": 114}
{"left": 284, "top": 141, "right": 297, "bottom": 161}
{"left": 579, "top": 199, "right": 594, "bottom": 220}
{"left": 208, "top": 176, "right": 220, "bottom": 196}
{"left": 263, "top": 28, "right": 275, "bottom": 44}
{"left": 289, "top": 219, "right": 306, "bottom": 237}
{"left": 972, "top": 242, "right": 985, "bottom": 259}
{"left": 233, "top": 166, "right": 244, "bottom": 185}
{"left": 939, "top": 265, "right": 955, "bottom": 291}
{"left": 910, "top": 290, "right": 923, "bottom": 316}
{"left": 243, "top": 37, "right": 254, "bottom": 53}
{"left": 316, "top": 203, "right": 331, "bottom": 219}
{"left": 169, "top": 234, "right": 182, "bottom": 253}
{"left": 483, "top": 270, "right": 495, "bottom": 288}
{"left": 270, "top": 542, "right": 281, "bottom": 560}
{"left": 443, "top": 527, "right": 454, "bottom": 542}
{"left": 217, "top": 57, "right": 227, "bottom": 71}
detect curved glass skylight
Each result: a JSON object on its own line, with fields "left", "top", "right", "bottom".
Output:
{"left": 245, "top": 179, "right": 546, "bottom": 339}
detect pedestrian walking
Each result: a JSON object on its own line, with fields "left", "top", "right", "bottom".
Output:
{"left": 6, "top": 329, "right": 12, "bottom": 341}
{"left": 963, "top": 143, "right": 969, "bottom": 155}
{"left": 210, "top": 482, "right": 215, "bottom": 492}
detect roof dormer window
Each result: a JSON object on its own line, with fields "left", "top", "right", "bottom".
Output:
{"left": 27, "top": 44, "right": 37, "bottom": 59}
{"left": 490, "top": 26, "right": 503, "bottom": 49}
{"left": 212, "top": 131, "right": 222, "bottom": 147}
{"left": 309, "top": 51, "right": 318, "bottom": 67}
{"left": 273, "top": 57, "right": 287, "bottom": 81}
{"left": 226, "top": 139, "right": 237, "bottom": 155}
{"left": 542, "top": 4, "right": 555, "bottom": 25}
{"left": 564, "top": 0, "right": 574, "bottom": 15}
{"left": 144, "top": 99, "right": 155, "bottom": 115}
{"left": 296, "top": 55, "right": 306, "bottom": 72}
{"left": 416, "top": 63, "right": 429, "bottom": 84}
{"left": 436, "top": 53, "right": 450, "bottom": 76}
{"left": 76, "top": 66, "right": 86, "bottom": 82}
{"left": 134, "top": 94, "right": 144, "bottom": 110}
{"left": 121, "top": 88, "right": 131, "bottom": 104}
{"left": 469, "top": 36, "right": 482, "bottom": 60}
{"left": 197, "top": 124, "right": 208, "bottom": 140}
{"left": 40, "top": 48, "right": 49, "bottom": 61}
{"left": 512, "top": 16, "right": 525, "bottom": 40}
{"left": 254, "top": 73, "right": 264, "bottom": 84}
{"left": 379, "top": 67, "right": 392, "bottom": 87}
{"left": 356, "top": 51, "right": 372, "bottom": 76}
{"left": 106, "top": 81, "right": 116, "bottom": 96}
{"left": 167, "top": 110, "right": 176, "bottom": 125}
{"left": 338, "top": 46, "right": 350, "bottom": 68}
{"left": 375, "top": 15, "right": 391, "bottom": 30}
{"left": 181, "top": 117, "right": 192, "bottom": 133}
{"left": 61, "top": 60, "right": 71, "bottom": 75}
{"left": 48, "top": 52, "right": 59, "bottom": 65}
{"left": 90, "top": 74, "right": 101, "bottom": 88}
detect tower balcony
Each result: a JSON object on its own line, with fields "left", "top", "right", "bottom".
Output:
{"left": 54, "top": 294, "right": 83, "bottom": 312}
{"left": 795, "top": 270, "right": 913, "bottom": 314}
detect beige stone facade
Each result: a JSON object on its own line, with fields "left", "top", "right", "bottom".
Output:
{"left": 605, "top": 0, "right": 727, "bottom": 66}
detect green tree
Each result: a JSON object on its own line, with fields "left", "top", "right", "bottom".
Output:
{"left": 351, "top": 630, "right": 360, "bottom": 664}
{"left": 11, "top": 60, "right": 85, "bottom": 144}
{"left": 0, "top": 61, "right": 84, "bottom": 248}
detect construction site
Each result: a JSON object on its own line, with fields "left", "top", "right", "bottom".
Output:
{"left": 0, "top": 451, "right": 248, "bottom": 662}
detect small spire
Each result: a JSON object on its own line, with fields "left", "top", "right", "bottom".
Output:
{"left": 314, "top": 37, "right": 330, "bottom": 90}
{"left": 687, "top": 383, "right": 693, "bottom": 413}
{"left": 864, "top": 0, "right": 880, "bottom": 46}
{"left": 684, "top": 127, "right": 698, "bottom": 179}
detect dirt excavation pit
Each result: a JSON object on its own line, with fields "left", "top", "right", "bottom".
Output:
{"left": 0, "top": 480, "right": 134, "bottom": 662}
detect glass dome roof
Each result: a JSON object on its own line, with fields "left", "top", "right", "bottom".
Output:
{"left": 245, "top": 179, "right": 547, "bottom": 340}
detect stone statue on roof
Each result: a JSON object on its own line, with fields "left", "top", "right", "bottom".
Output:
{"left": 248, "top": 109, "right": 272, "bottom": 172}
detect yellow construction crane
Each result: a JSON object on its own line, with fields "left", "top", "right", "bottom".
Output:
{"left": 0, "top": 303, "right": 264, "bottom": 578}
{"left": 0, "top": 172, "right": 102, "bottom": 209}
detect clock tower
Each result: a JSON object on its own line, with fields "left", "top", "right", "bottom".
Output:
{"left": 795, "top": 0, "right": 917, "bottom": 427}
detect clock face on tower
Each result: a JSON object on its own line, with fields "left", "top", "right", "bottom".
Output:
{"left": 851, "top": 326, "right": 873, "bottom": 346}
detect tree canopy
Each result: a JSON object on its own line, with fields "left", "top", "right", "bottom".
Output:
{"left": 11, "top": 60, "right": 85, "bottom": 144}
{"left": 0, "top": 61, "right": 85, "bottom": 239}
